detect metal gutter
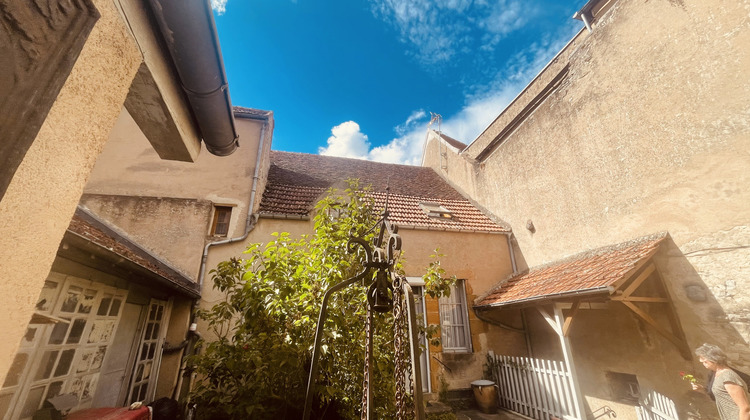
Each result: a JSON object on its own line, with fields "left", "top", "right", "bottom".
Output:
{"left": 147, "top": 0, "right": 239, "bottom": 156}
{"left": 388, "top": 224, "right": 508, "bottom": 235}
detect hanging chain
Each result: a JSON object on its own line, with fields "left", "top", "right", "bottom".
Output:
{"left": 360, "top": 303, "right": 372, "bottom": 420}
{"left": 392, "top": 275, "right": 413, "bottom": 419}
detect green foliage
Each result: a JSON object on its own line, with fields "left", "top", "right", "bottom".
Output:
{"left": 189, "top": 180, "right": 453, "bottom": 419}
{"left": 483, "top": 353, "right": 500, "bottom": 381}
{"left": 438, "top": 375, "right": 450, "bottom": 403}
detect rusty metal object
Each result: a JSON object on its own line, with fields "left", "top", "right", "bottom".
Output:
{"left": 303, "top": 196, "right": 424, "bottom": 420}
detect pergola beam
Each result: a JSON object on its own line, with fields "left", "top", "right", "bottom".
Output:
{"left": 562, "top": 300, "right": 580, "bottom": 337}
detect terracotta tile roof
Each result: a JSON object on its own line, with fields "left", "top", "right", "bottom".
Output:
{"left": 66, "top": 208, "right": 200, "bottom": 298}
{"left": 259, "top": 151, "right": 509, "bottom": 232}
{"left": 475, "top": 233, "right": 667, "bottom": 308}
{"left": 371, "top": 192, "right": 508, "bottom": 232}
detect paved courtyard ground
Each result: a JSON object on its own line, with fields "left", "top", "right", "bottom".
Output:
{"left": 455, "top": 408, "right": 529, "bottom": 420}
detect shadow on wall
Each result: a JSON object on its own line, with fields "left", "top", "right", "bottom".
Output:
{"left": 658, "top": 236, "right": 750, "bottom": 361}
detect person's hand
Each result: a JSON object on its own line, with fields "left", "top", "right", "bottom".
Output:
{"left": 691, "top": 383, "right": 705, "bottom": 392}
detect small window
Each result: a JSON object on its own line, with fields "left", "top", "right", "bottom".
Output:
{"left": 211, "top": 206, "right": 232, "bottom": 237}
{"left": 606, "top": 371, "right": 640, "bottom": 404}
{"left": 419, "top": 202, "right": 454, "bottom": 219}
{"left": 439, "top": 279, "right": 472, "bottom": 353}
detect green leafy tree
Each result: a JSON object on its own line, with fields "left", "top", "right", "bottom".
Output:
{"left": 189, "top": 181, "right": 454, "bottom": 419}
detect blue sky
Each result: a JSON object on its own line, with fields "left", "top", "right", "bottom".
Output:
{"left": 212, "top": 0, "right": 585, "bottom": 165}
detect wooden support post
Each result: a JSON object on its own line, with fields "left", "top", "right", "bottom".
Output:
{"left": 553, "top": 304, "right": 586, "bottom": 420}
{"left": 562, "top": 301, "right": 580, "bottom": 337}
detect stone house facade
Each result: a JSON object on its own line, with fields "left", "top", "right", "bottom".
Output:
{"left": 422, "top": 0, "right": 750, "bottom": 418}
{"left": 0, "top": 0, "right": 246, "bottom": 418}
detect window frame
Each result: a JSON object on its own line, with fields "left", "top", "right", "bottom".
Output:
{"left": 210, "top": 205, "right": 233, "bottom": 237}
{"left": 438, "top": 279, "right": 472, "bottom": 354}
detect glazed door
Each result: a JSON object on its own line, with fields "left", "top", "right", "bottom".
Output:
{"left": 126, "top": 299, "right": 169, "bottom": 404}
{"left": 92, "top": 303, "right": 143, "bottom": 407}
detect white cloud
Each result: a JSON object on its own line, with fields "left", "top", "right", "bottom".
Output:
{"left": 318, "top": 25, "right": 577, "bottom": 166}
{"left": 370, "top": 0, "right": 527, "bottom": 66}
{"left": 318, "top": 121, "right": 371, "bottom": 160}
{"left": 211, "top": 0, "right": 228, "bottom": 15}
{"left": 395, "top": 109, "right": 427, "bottom": 135}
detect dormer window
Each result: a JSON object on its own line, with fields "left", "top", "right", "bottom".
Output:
{"left": 419, "top": 202, "right": 453, "bottom": 219}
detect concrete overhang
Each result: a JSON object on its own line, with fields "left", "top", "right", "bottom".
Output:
{"left": 115, "top": 0, "right": 239, "bottom": 162}
{"left": 116, "top": 0, "right": 202, "bottom": 162}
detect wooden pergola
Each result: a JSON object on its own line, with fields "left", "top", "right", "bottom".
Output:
{"left": 474, "top": 233, "right": 691, "bottom": 420}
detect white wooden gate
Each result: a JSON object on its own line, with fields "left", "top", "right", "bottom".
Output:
{"left": 488, "top": 353, "right": 578, "bottom": 420}
{"left": 636, "top": 390, "right": 679, "bottom": 420}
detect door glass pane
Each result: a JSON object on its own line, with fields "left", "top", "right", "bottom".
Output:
{"left": 79, "top": 290, "right": 97, "bottom": 314}
{"left": 97, "top": 295, "right": 112, "bottom": 316}
{"left": 109, "top": 298, "right": 122, "bottom": 317}
{"left": 36, "top": 281, "right": 59, "bottom": 313}
{"left": 35, "top": 350, "right": 59, "bottom": 380}
{"left": 149, "top": 343, "right": 158, "bottom": 359}
{"left": 82, "top": 374, "right": 97, "bottom": 401}
{"left": 45, "top": 381, "right": 64, "bottom": 401}
{"left": 66, "top": 319, "right": 87, "bottom": 344}
{"left": 20, "top": 386, "right": 44, "bottom": 418}
{"left": 54, "top": 349, "right": 76, "bottom": 377}
{"left": 130, "top": 385, "right": 141, "bottom": 403}
{"left": 22, "top": 326, "right": 40, "bottom": 347}
{"left": 91, "top": 347, "right": 106, "bottom": 371}
{"left": 48, "top": 322, "right": 69, "bottom": 345}
{"left": 141, "top": 362, "right": 152, "bottom": 381}
{"left": 77, "top": 348, "right": 95, "bottom": 373}
{"left": 0, "top": 393, "right": 13, "bottom": 418}
{"left": 134, "top": 364, "right": 144, "bottom": 382}
{"left": 60, "top": 286, "right": 83, "bottom": 313}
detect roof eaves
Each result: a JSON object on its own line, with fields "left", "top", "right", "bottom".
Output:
{"left": 258, "top": 212, "right": 311, "bottom": 220}
{"left": 395, "top": 223, "right": 509, "bottom": 235}
{"left": 474, "top": 285, "right": 614, "bottom": 309}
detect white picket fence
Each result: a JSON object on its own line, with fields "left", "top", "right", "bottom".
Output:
{"left": 636, "top": 389, "right": 679, "bottom": 420}
{"left": 488, "top": 354, "right": 578, "bottom": 420}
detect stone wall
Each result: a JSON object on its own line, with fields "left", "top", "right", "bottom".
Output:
{"left": 425, "top": 0, "right": 750, "bottom": 361}
{"left": 0, "top": 0, "right": 141, "bottom": 383}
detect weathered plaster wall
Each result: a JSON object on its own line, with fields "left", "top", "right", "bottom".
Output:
{"left": 83, "top": 111, "right": 270, "bottom": 278}
{"left": 425, "top": 0, "right": 750, "bottom": 366}
{"left": 80, "top": 194, "right": 213, "bottom": 279}
{"left": 85, "top": 110, "right": 265, "bottom": 212}
{"left": 0, "top": 0, "right": 141, "bottom": 383}
{"left": 397, "top": 229, "right": 522, "bottom": 390}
